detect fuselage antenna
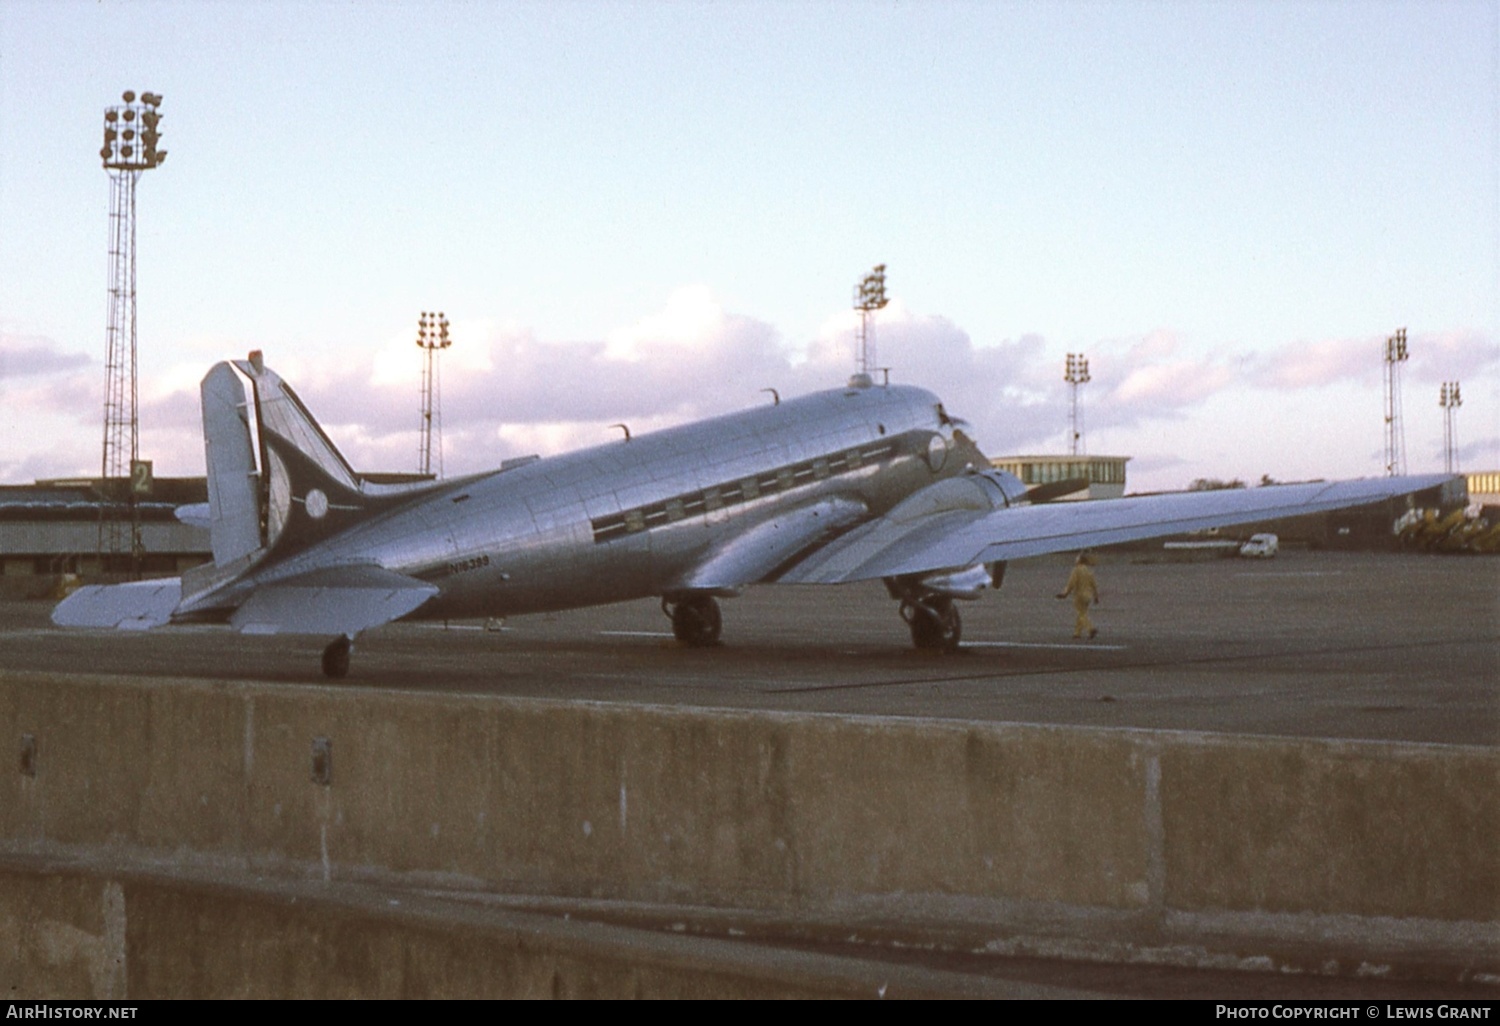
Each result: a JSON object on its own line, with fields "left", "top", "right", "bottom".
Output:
{"left": 610, "top": 423, "right": 631, "bottom": 442}
{"left": 761, "top": 387, "right": 780, "bottom": 406}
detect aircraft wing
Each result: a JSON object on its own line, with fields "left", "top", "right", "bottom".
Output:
{"left": 779, "top": 473, "right": 1456, "bottom": 585}
{"left": 228, "top": 564, "right": 438, "bottom": 637}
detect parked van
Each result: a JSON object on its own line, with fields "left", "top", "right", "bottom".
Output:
{"left": 1239, "top": 533, "right": 1279, "bottom": 558}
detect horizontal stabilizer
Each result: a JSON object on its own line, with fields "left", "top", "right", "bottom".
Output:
{"left": 229, "top": 564, "right": 438, "bottom": 637}
{"left": 51, "top": 578, "right": 183, "bottom": 630}
{"left": 174, "top": 502, "right": 212, "bottom": 529}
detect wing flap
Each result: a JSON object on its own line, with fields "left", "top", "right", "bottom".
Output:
{"left": 782, "top": 474, "right": 1456, "bottom": 584}
{"left": 229, "top": 564, "right": 437, "bottom": 637}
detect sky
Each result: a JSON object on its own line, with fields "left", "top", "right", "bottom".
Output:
{"left": 1, "top": 0, "right": 1496, "bottom": 494}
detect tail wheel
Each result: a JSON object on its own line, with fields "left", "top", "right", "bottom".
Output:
{"left": 669, "top": 595, "right": 722, "bottom": 647}
{"left": 902, "top": 597, "right": 961, "bottom": 652}
{"left": 321, "top": 635, "right": 352, "bottom": 678}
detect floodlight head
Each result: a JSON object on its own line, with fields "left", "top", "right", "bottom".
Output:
{"left": 123, "top": 91, "right": 135, "bottom": 103}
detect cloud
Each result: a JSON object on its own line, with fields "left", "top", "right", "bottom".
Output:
{"left": 1, "top": 374, "right": 98, "bottom": 423}
{"left": 287, "top": 289, "right": 806, "bottom": 473}
{"left": 1407, "top": 329, "right": 1500, "bottom": 383}
{"left": 1071, "top": 329, "right": 1243, "bottom": 437}
{"left": 138, "top": 388, "right": 202, "bottom": 431}
{"left": 1248, "top": 329, "right": 1500, "bottom": 391}
{"left": 4, "top": 291, "right": 1494, "bottom": 489}
{"left": 0, "top": 336, "right": 91, "bottom": 380}
{"left": 1109, "top": 359, "right": 1234, "bottom": 407}
{"left": 1249, "top": 335, "right": 1376, "bottom": 390}
{"left": 278, "top": 294, "right": 1078, "bottom": 472}
{"left": 1457, "top": 435, "right": 1500, "bottom": 470}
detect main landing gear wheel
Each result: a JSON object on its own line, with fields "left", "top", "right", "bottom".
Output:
{"left": 321, "top": 635, "right": 353, "bottom": 678}
{"left": 666, "top": 595, "right": 722, "bottom": 647}
{"left": 902, "top": 597, "right": 962, "bottom": 652}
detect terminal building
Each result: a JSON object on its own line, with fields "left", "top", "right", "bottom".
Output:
{"left": 0, "top": 477, "right": 209, "bottom": 587}
{"left": 989, "top": 454, "right": 1131, "bottom": 500}
{"left": 1466, "top": 469, "right": 1500, "bottom": 511}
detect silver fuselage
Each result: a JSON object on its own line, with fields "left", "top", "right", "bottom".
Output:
{"left": 239, "top": 383, "right": 970, "bottom": 619}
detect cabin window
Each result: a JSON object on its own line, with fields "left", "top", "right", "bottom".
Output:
{"left": 590, "top": 434, "right": 907, "bottom": 545}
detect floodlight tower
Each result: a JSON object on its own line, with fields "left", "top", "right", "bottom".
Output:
{"left": 1440, "top": 381, "right": 1462, "bottom": 475}
{"left": 98, "top": 90, "right": 167, "bottom": 574}
{"left": 1383, "top": 328, "right": 1409, "bottom": 477}
{"left": 1065, "top": 352, "right": 1091, "bottom": 456}
{"left": 416, "top": 311, "right": 451, "bottom": 477}
{"left": 852, "top": 264, "right": 888, "bottom": 382}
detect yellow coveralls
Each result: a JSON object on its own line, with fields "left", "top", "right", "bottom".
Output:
{"left": 1059, "top": 560, "right": 1099, "bottom": 638}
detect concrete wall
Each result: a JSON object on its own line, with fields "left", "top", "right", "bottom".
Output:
{"left": 2, "top": 671, "right": 1495, "bottom": 988}
{"left": 4, "top": 858, "right": 1082, "bottom": 999}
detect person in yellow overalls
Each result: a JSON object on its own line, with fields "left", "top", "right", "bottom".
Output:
{"left": 1056, "top": 551, "right": 1100, "bottom": 639}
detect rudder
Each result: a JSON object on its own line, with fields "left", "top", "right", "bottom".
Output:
{"left": 199, "top": 351, "right": 368, "bottom": 568}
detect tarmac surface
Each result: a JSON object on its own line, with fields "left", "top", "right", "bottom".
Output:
{"left": 4, "top": 547, "right": 1497, "bottom": 998}
{"left": 2, "top": 548, "right": 1495, "bottom": 746}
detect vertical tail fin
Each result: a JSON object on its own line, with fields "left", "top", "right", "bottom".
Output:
{"left": 201, "top": 361, "right": 264, "bottom": 566}
{"left": 199, "top": 352, "right": 366, "bottom": 568}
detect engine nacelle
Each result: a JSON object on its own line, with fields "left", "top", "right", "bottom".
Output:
{"left": 900, "top": 560, "right": 1007, "bottom": 600}
{"left": 880, "top": 469, "right": 1028, "bottom": 526}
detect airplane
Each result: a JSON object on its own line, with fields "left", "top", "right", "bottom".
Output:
{"left": 54, "top": 351, "right": 1457, "bottom": 677}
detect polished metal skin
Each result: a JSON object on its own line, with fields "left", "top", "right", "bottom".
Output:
{"left": 233, "top": 365, "right": 975, "bottom": 620}
{"left": 54, "top": 353, "right": 1459, "bottom": 676}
